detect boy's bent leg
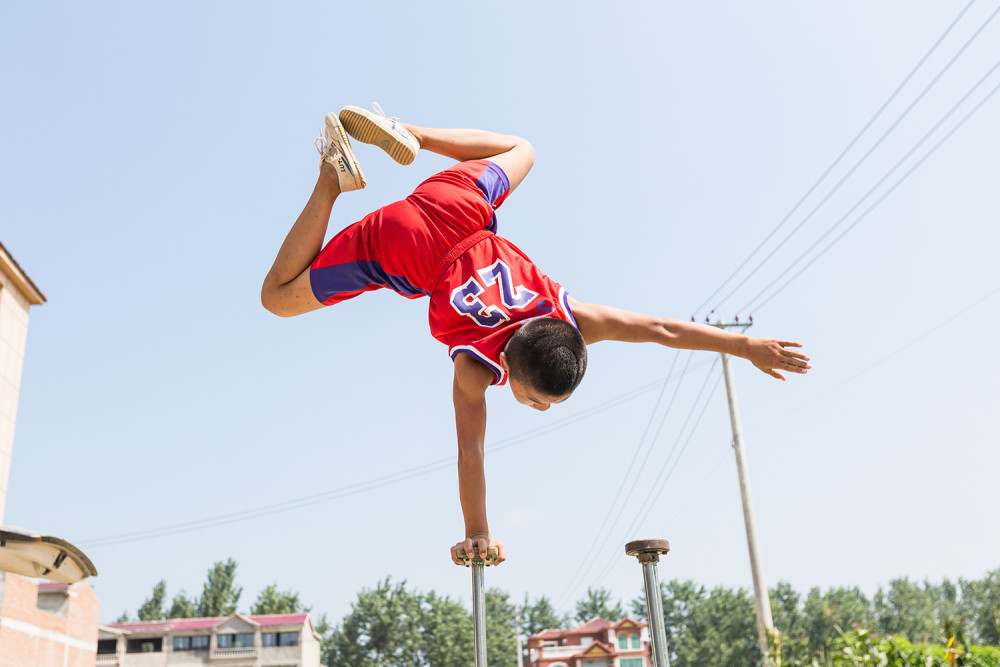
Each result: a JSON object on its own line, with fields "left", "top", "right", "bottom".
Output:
{"left": 262, "top": 113, "right": 366, "bottom": 317}
{"left": 406, "top": 125, "right": 535, "bottom": 193}
{"left": 260, "top": 164, "right": 341, "bottom": 317}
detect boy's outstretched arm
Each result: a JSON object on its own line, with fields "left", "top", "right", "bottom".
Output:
{"left": 450, "top": 354, "right": 508, "bottom": 564}
{"left": 567, "top": 299, "right": 810, "bottom": 380}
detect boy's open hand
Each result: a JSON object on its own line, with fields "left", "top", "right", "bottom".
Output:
{"left": 748, "top": 339, "right": 811, "bottom": 380}
{"left": 451, "top": 534, "right": 506, "bottom": 565}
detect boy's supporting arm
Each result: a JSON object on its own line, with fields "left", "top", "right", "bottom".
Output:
{"left": 568, "top": 298, "right": 811, "bottom": 380}
{"left": 450, "top": 354, "right": 508, "bottom": 564}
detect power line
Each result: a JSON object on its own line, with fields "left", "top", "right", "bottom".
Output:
{"left": 553, "top": 351, "right": 693, "bottom": 606}
{"left": 589, "top": 367, "right": 724, "bottom": 593}
{"left": 744, "top": 56, "right": 1000, "bottom": 314}
{"left": 82, "top": 360, "right": 716, "bottom": 549}
{"left": 692, "top": 0, "right": 987, "bottom": 318}
{"left": 714, "top": 3, "right": 1000, "bottom": 317}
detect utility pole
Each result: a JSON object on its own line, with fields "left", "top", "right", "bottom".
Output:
{"left": 716, "top": 321, "right": 776, "bottom": 665}
{"left": 515, "top": 606, "right": 524, "bottom": 667}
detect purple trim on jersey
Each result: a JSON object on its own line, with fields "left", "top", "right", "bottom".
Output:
{"left": 311, "top": 260, "right": 430, "bottom": 302}
{"left": 474, "top": 162, "right": 510, "bottom": 234}
{"left": 559, "top": 288, "right": 578, "bottom": 328}
{"left": 451, "top": 346, "right": 505, "bottom": 385}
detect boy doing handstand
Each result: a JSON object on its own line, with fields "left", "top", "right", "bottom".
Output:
{"left": 261, "top": 105, "right": 811, "bottom": 566}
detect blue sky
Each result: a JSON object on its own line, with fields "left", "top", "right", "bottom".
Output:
{"left": 2, "top": 1, "right": 998, "bottom": 625}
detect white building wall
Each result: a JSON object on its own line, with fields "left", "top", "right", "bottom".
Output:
{"left": 0, "top": 264, "right": 36, "bottom": 524}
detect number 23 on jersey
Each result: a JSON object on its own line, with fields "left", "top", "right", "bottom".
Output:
{"left": 450, "top": 260, "right": 539, "bottom": 328}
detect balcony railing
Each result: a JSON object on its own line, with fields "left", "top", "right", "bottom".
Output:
{"left": 95, "top": 656, "right": 119, "bottom": 666}
{"left": 211, "top": 647, "right": 258, "bottom": 659}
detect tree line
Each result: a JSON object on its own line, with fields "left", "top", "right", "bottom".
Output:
{"left": 119, "top": 559, "right": 1000, "bottom": 666}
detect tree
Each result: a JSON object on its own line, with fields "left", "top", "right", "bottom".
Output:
{"left": 575, "top": 587, "right": 624, "bottom": 624}
{"left": 326, "top": 577, "right": 423, "bottom": 667}
{"left": 960, "top": 568, "right": 1000, "bottom": 646}
{"left": 485, "top": 589, "right": 518, "bottom": 667}
{"left": 874, "top": 578, "right": 939, "bottom": 643}
{"left": 419, "top": 591, "right": 473, "bottom": 667}
{"left": 803, "top": 586, "right": 874, "bottom": 661}
{"left": 673, "top": 586, "right": 758, "bottom": 667}
{"left": 196, "top": 559, "right": 242, "bottom": 617}
{"left": 168, "top": 592, "right": 197, "bottom": 619}
{"left": 522, "top": 594, "right": 566, "bottom": 637}
{"left": 137, "top": 580, "right": 166, "bottom": 621}
{"left": 252, "top": 584, "right": 308, "bottom": 615}
{"left": 114, "top": 611, "right": 130, "bottom": 623}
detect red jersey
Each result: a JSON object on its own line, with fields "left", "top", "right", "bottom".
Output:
{"left": 310, "top": 159, "right": 578, "bottom": 385}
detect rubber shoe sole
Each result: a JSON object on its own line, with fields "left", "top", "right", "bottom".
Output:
{"left": 322, "top": 112, "right": 366, "bottom": 191}
{"left": 339, "top": 105, "right": 418, "bottom": 166}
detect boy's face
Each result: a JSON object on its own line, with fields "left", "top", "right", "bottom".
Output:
{"left": 499, "top": 351, "right": 572, "bottom": 411}
{"left": 506, "top": 374, "right": 571, "bottom": 412}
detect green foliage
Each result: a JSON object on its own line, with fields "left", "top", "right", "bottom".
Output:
{"left": 137, "top": 580, "right": 166, "bottom": 621}
{"left": 485, "top": 589, "right": 518, "bottom": 667}
{"left": 829, "top": 628, "right": 1000, "bottom": 666}
{"left": 874, "top": 579, "right": 940, "bottom": 644}
{"left": 418, "top": 591, "right": 473, "bottom": 667}
{"left": 960, "top": 568, "right": 1000, "bottom": 646}
{"left": 196, "top": 559, "right": 242, "bottom": 617}
{"left": 252, "top": 584, "right": 309, "bottom": 615}
{"left": 521, "top": 594, "right": 567, "bottom": 636}
{"left": 574, "top": 587, "right": 624, "bottom": 624}
{"left": 114, "top": 611, "right": 130, "bottom": 623}
{"left": 167, "top": 591, "right": 197, "bottom": 619}
{"left": 325, "top": 577, "right": 427, "bottom": 667}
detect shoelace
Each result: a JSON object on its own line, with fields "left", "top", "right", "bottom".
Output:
{"left": 315, "top": 132, "right": 339, "bottom": 159}
{"left": 371, "top": 102, "right": 402, "bottom": 129}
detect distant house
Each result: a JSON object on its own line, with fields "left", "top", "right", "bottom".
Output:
{"left": 526, "top": 616, "right": 650, "bottom": 667}
{"left": 98, "top": 612, "right": 321, "bottom": 666}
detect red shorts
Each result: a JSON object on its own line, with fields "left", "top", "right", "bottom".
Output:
{"left": 310, "top": 160, "right": 511, "bottom": 304}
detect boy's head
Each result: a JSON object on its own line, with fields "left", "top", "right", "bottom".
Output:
{"left": 500, "top": 318, "right": 588, "bottom": 412}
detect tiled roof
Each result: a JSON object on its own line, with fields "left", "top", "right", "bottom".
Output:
{"left": 106, "top": 613, "right": 309, "bottom": 634}
{"left": 38, "top": 582, "right": 70, "bottom": 592}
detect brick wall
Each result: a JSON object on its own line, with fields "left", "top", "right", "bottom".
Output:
{"left": 0, "top": 572, "right": 99, "bottom": 667}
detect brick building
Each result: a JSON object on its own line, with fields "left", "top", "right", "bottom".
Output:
{"left": 0, "top": 577, "right": 100, "bottom": 667}
{"left": 526, "top": 616, "right": 650, "bottom": 667}
{"left": 98, "top": 613, "right": 322, "bottom": 666}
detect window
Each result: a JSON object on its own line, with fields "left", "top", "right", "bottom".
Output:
{"left": 263, "top": 631, "right": 299, "bottom": 647}
{"left": 173, "top": 635, "right": 209, "bottom": 651}
{"left": 97, "top": 639, "right": 117, "bottom": 655}
{"left": 582, "top": 661, "right": 607, "bottom": 667}
{"left": 217, "top": 633, "right": 254, "bottom": 648}
{"left": 621, "top": 659, "right": 644, "bottom": 667}
{"left": 126, "top": 638, "right": 162, "bottom": 653}
{"left": 631, "top": 633, "right": 640, "bottom": 648}
{"left": 618, "top": 633, "right": 628, "bottom": 649}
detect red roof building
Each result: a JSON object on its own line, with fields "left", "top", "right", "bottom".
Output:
{"left": 98, "top": 612, "right": 321, "bottom": 666}
{"left": 527, "top": 616, "right": 650, "bottom": 667}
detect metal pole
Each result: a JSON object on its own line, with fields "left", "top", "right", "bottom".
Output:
{"left": 720, "top": 350, "right": 775, "bottom": 663}
{"left": 626, "top": 539, "right": 671, "bottom": 667}
{"left": 515, "top": 606, "right": 524, "bottom": 667}
{"left": 472, "top": 560, "right": 487, "bottom": 666}
{"left": 455, "top": 545, "right": 499, "bottom": 667}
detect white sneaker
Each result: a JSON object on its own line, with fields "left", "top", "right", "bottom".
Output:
{"left": 315, "top": 112, "right": 365, "bottom": 191}
{"left": 339, "top": 102, "right": 419, "bottom": 166}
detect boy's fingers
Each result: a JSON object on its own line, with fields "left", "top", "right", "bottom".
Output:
{"left": 779, "top": 340, "right": 803, "bottom": 348}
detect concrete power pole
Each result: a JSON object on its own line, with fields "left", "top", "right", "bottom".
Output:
{"left": 716, "top": 321, "right": 776, "bottom": 665}
{"left": 515, "top": 606, "right": 524, "bottom": 667}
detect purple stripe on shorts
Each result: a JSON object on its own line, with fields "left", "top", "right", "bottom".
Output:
{"left": 311, "top": 260, "right": 430, "bottom": 302}
{"left": 474, "top": 162, "right": 510, "bottom": 233}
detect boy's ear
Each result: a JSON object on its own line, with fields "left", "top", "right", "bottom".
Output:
{"left": 498, "top": 351, "right": 509, "bottom": 372}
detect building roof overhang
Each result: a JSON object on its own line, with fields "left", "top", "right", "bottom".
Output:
{"left": 0, "top": 242, "right": 46, "bottom": 305}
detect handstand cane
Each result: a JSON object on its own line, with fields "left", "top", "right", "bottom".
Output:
{"left": 455, "top": 545, "right": 500, "bottom": 666}
{"left": 626, "top": 539, "right": 671, "bottom": 667}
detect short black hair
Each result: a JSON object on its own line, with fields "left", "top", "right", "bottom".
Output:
{"left": 505, "top": 318, "right": 587, "bottom": 398}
